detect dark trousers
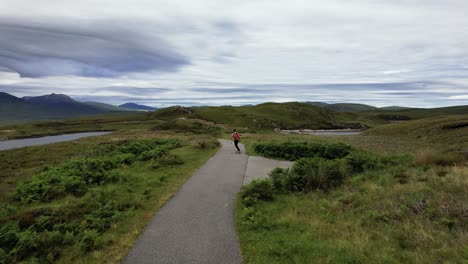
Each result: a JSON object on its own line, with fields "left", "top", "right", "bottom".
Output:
{"left": 234, "top": 140, "right": 240, "bottom": 151}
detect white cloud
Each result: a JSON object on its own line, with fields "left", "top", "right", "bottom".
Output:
{"left": 0, "top": 0, "right": 467, "bottom": 107}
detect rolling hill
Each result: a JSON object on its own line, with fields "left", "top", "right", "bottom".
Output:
{"left": 148, "top": 102, "right": 375, "bottom": 130}
{"left": 362, "top": 105, "right": 468, "bottom": 120}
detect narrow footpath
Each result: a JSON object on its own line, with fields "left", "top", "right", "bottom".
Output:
{"left": 124, "top": 140, "right": 248, "bottom": 264}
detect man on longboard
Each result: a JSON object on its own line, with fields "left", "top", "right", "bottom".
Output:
{"left": 232, "top": 129, "right": 241, "bottom": 153}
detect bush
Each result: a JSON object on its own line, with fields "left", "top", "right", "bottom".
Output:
{"left": 158, "top": 154, "right": 184, "bottom": 166}
{"left": 0, "top": 248, "right": 6, "bottom": 263}
{"left": 0, "top": 221, "right": 20, "bottom": 249}
{"left": 345, "top": 151, "right": 380, "bottom": 173}
{"left": 269, "top": 168, "right": 289, "bottom": 190}
{"left": 14, "top": 139, "right": 183, "bottom": 203}
{"left": 240, "top": 179, "right": 274, "bottom": 206}
{"left": 79, "top": 229, "right": 102, "bottom": 252}
{"left": 253, "top": 142, "right": 352, "bottom": 161}
{"left": 139, "top": 148, "right": 168, "bottom": 161}
{"left": 191, "top": 138, "right": 220, "bottom": 149}
{"left": 13, "top": 229, "right": 40, "bottom": 259}
{"left": 290, "top": 157, "right": 350, "bottom": 191}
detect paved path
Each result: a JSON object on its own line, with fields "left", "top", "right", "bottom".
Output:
{"left": 243, "top": 156, "right": 294, "bottom": 185}
{"left": 124, "top": 140, "right": 247, "bottom": 264}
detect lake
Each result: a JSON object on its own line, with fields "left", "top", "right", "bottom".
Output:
{"left": 0, "top": 131, "right": 112, "bottom": 151}
{"left": 280, "top": 129, "right": 363, "bottom": 136}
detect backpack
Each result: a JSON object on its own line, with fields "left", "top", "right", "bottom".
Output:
{"left": 233, "top": 132, "right": 241, "bottom": 140}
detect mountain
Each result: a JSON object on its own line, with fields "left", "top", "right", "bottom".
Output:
{"left": 379, "top": 106, "right": 411, "bottom": 110}
{"left": 119, "top": 103, "right": 157, "bottom": 111}
{"left": 0, "top": 92, "right": 133, "bottom": 125}
{"left": 22, "top": 93, "right": 103, "bottom": 116}
{"left": 306, "top": 102, "right": 377, "bottom": 112}
{"left": 0, "top": 92, "right": 53, "bottom": 124}
{"left": 84, "top": 102, "right": 135, "bottom": 112}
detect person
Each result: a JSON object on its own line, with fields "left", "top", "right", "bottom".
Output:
{"left": 232, "top": 129, "right": 241, "bottom": 153}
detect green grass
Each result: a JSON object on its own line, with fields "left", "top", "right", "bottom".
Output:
{"left": 236, "top": 116, "right": 467, "bottom": 264}
{"left": 236, "top": 149, "right": 467, "bottom": 263}
{"left": 0, "top": 130, "right": 219, "bottom": 263}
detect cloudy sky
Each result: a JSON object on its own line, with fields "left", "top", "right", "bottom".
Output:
{"left": 0, "top": 0, "right": 467, "bottom": 107}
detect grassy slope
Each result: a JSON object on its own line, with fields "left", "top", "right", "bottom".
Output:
{"left": 150, "top": 102, "right": 380, "bottom": 131}
{"left": 362, "top": 105, "right": 468, "bottom": 120}
{"left": 0, "top": 130, "right": 219, "bottom": 263}
{"left": 235, "top": 116, "right": 467, "bottom": 263}
{"left": 364, "top": 114, "right": 468, "bottom": 151}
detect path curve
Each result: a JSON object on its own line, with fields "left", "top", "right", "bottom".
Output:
{"left": 124, "top": 139, "right": 247, "bottom": 264}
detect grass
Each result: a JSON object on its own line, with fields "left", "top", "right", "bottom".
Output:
{"left": 237, "top": 146, "right": 467, "bottom": 263}
{"left": 0, "top": 130, "right": 219, "bottom": 263}
{"left": 236, "top": 114, "right": 467, "bottom": 263}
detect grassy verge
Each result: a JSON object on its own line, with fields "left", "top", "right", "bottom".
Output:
{"left": 236, "top": 141, "right": 467, "bottom": 263}
{"left": 0, "top": 130, "right": 219, "bottom": 263}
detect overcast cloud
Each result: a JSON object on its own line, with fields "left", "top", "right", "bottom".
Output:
{"left": 0, "top": 0, "right": 467, "bottom": 107}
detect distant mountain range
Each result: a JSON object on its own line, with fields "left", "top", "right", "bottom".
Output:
{"left": 119, "top": 103, "right": 157, "bottom": 111}
{"left": 0, "top": 92, "right": 156, "bottom": 124}
{"left": 306, "top": 102, "right": 410, "bottom": 112}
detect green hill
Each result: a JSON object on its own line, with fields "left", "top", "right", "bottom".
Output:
{"left": 365, "top": 114, "right": 468, "bottom": 150}
{"left": 149, "top": 102, "right": 374, "bottom": 130}
{"left": 363, "top": 105, "right": 468, "bottom": 120}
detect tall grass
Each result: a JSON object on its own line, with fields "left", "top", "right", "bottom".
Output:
{"left": 237, "top": 142, "right": 467, "bottom": 263}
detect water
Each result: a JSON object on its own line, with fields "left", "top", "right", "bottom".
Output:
{"left": 307, "top": 131, "right": 362, "bottom": 136}
{"left": 280, "top": 130, "right": 362, "bottom": 136}
{"left": 0, "top": 131, "right": 112, "bottom": 151}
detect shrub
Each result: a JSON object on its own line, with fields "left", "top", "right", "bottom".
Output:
{"left": 345, "top": 151, "right": 380, "bottom": 173}
{"left": 14, "top": 139, "right": 182, "bottom": 203}
{"left": 139, "top": 148, "right": 168, "bottom": 161}
{"left": 112, "top": 153, "right": 136, "bottom": 165}
{"left": 0, "top": 221, "right": 20, "bottom": 249}
{"left": 79, "top": 229, "right": 102, "bottom": 252}
{"left": 240, "top": 179, "right": 274, "bottom": 206}
{"left": 291, "top": 157, "right": 350, "bottom": 191}
{"left": 191, "top": 138, "right": 220, "bottom": 149}
{"left": 13, "top": 229, "right": 40, "bottom": 259}
{"left": 253, "top": 142, "right": 352, "bottom": 161}
{"left": 269, "top": 168, "right": 289, "bottom": 190}
{"left": 0, "top": 248, "right": 6, "bottom": 263}
{"left": 158, "top": 154, "right": 184, "bottom": 166}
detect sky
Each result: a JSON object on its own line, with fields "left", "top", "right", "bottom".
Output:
{"left": 0, "top": 0, "right": 467, "bottom": 108}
